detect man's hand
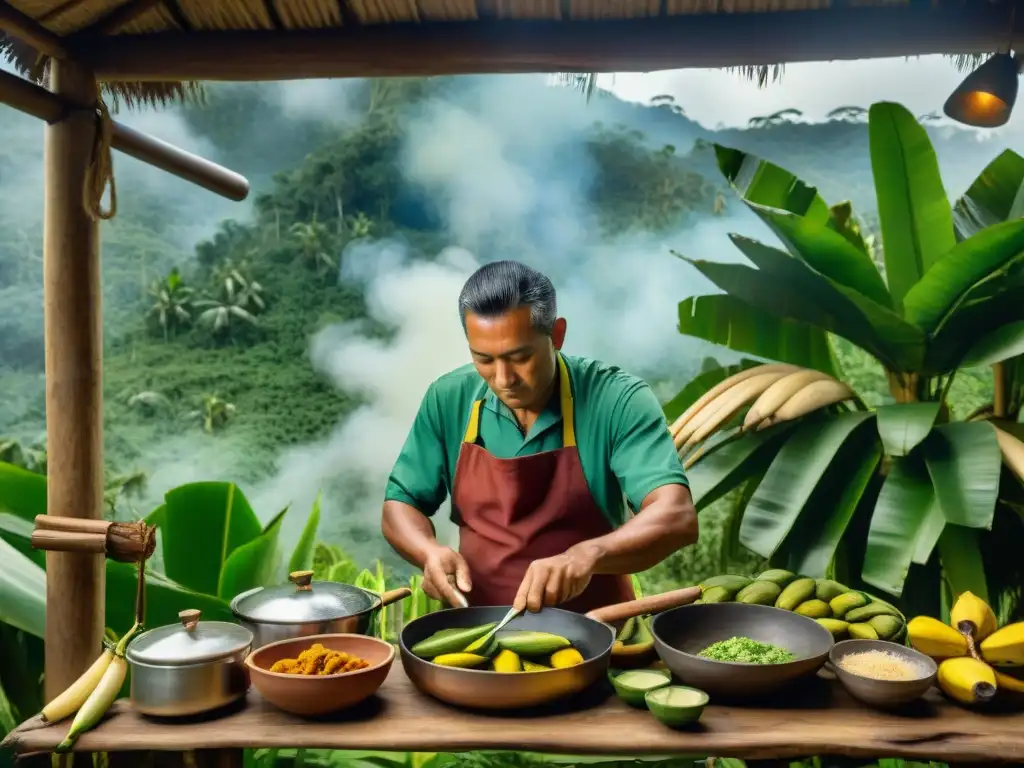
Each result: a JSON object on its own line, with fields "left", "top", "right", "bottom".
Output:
{"left": 513, "top": 546, "right": 598, "bottom": 613}
{"left": 422, "top": 545, "right": 473, "bottom": 607}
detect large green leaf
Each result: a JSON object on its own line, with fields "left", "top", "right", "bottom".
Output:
{"left": 746, "top": 203, "right": 892, "bottom": 308}
{"left": 288, "top": 492, "right": 323, "bottom": 574}
{"left": 713, "top": 144, "right": 831, "bottom": 224}
{"left": 676, "top": 294, "right": 837, "bottom": 376}
{"left": 874, "top": 402, "right": 941, "bottom": 457}
{"left": 937, "top": 525, "right": 991, "bottom": 605}
{"left": 217, "top": 506, "right": 288, "bottom": 599}
{"left": 953, "top": 149, "right": 1024, "bottom": 239}
{"left": 105, "top": 563, "right": 235, "bottom": 637}
{"left": 923, "top": 422, "right": 1001, "bottom": 530}
{"left": 157, "top": 482, "right": 262, "bottom": 597}
{"left": 868, "top": 101, "right": 956, "bottom": 307}
{"left": 903, "top": 218, "right": 1024, "bottom": 333}
{"left": 926, "top": 260, "right": 1024, "bottom": 372}
{"left": 0, "top": 537, "right": 45, "bottom": 638}
{"left": 686, "top": 424, "right": 795, "bottom": 510}
{"left": 0, "top": 512, "right": 41, "bottom": 567}
{"left": 739, "top": 411, "right": 875, "bottom": 559}
{"left": 863, "top": 454, "right": 940, "bottom": 596}
{"left": 0, "top": 462, "right": 47, "bottom": 521}
{"left": 716, "top": 236, "right": 925, "bottom": 370}
{"left": 783, "top": 431, "right": 882, "bottom": 578}
{"left": 960, "top": 320, "right": 1024, "bottom": 368}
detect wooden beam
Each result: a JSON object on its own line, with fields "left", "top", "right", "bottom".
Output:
{"left": 0, "top": 69, "right": 250, "bottom": 201}
{"left": 0, "top": 0, "right": 70, "bottom": 59}
{"left": 76, "top": 2, "right": 1022, "bottom": 82}
{"left": 42, "top": 57, "right": 104, "bottom": 705}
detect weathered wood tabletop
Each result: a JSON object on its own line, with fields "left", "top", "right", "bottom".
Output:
{"left": 5, "top": 665, "right": 1023, "bottom": 763}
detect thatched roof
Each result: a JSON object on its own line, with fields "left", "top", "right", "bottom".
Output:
{"left": 0, "top": 0, "right": 1017, "bottom": 108}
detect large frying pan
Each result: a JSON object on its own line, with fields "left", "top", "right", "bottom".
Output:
{"left": 650, "top": 602, "right": 835, "bottom": 701}
{"left": 399, "top": 586, "right": 701, "bottom": 710}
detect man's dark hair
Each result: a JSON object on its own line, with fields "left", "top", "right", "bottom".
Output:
{"left": 458, "top": 260, "right": 557, "bottom": 335}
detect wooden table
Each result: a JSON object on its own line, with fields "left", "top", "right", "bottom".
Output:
{"left": 4, "top": 665, "right": 1023, "bottom": 764}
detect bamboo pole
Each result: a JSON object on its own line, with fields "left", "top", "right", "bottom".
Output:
{"left": 75, "top": 3, "right": 1022, "bottom": 82}
{"left": 0, "top": 0, "right": 69, "bottom": 60}
{"left": 42, "top": 58, "right": 105, "bottom": 704}
{"left": 0, "top": 70, "right": 250, "bottom": 202}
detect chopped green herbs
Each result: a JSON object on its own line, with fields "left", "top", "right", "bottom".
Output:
{"left": 698, "top": 636, "right": 795, "bottom": 664}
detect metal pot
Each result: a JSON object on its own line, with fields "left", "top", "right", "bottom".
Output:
{"left": 126, "top": 608, "right": 253, "bottom": 717}
{"left": 230, "top": 569, "right": 412, "bottom": 649}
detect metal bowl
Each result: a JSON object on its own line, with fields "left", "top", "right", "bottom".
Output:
{"left": 651, "top": 602, "right": 834, "bottom": 700}
{"left": 828, "top": 639, "right": 936, "bottom": 709}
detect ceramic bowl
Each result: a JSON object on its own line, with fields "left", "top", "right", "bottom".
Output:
{"left": 828, "top": 639, "right": 936, "bottom": 710}
{"left": 246, "top": 633, "right": 394, "bottom": 716}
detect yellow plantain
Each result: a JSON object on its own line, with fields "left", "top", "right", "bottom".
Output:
{"left": 743, "top": 369, "right": 832, "bottom": 430}
{"left": 55, "top": 622, "right": 140, "bottom": 753}
{"left": 994, "top": 426, "right": 1024, "bottom": 482}
{"left": 670, "top": 363, "right": 798, "bottom": 443}
{"left": 759, "top": 379, "right": 856, "bottom": 428}
{"left": 683, "top": 371, "right": 791, "bottom": 449}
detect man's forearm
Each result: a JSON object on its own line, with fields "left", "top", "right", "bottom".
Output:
{"left": 381, "top": 500, "right": 442, "bottom": 568}
{"left": 569, "top": 485, "right": 698, "bottom": 575}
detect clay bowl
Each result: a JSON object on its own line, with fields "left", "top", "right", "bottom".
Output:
{"left": 246, "top": 633, "right": 394, "bottom": 716}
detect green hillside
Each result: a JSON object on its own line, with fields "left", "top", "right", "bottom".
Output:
{"left": 0, "top": 75, "right": 1012, "bottom": 572}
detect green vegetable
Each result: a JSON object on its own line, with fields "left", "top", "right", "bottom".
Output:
{"left": 698, "top": 636, "right": 795, "bottom": 664}
{"left": 410, "top": 622, "right": 497, "bottom": 658}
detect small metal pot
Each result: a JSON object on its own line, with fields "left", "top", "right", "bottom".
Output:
{"left": 126, "top": 609, "right": 253, "bottom": 717}
{"left": 230, "top": 569, "right": 412, "bottom": 650}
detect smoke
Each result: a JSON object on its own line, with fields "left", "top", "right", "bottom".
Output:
{"left": 255, "top": 75, "right": 768, "bottom": 562}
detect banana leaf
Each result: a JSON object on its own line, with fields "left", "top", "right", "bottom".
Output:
{"left": 739, "top": 411, "right": 875, "bottom": 559}
{"left": 726, "top": 235, "right": 924, "bottom": 370}
{"left": 288, "top": 491, "right": 323, "bottom": 573}
{"left": 937, "top": 525, "right": 990, "bottom": 604}
{"left": 712, "top": 144, "right": 831, "bottom": 224}
{"left": 868, "top": 101, "right": 956, "bottom": 307}
{"left": 960, "top": 319, "right": 1024, "bottom": 368}
{"left": 953, "top": 148, "right": 1024, "bottom": 239}
{"left": 863, "top": 454, "right": 940, "bottom": 596}
{"left": 675, "top": 293, "right": 836, "bottom": 376}
{"left": 902, "top": 218, "right": 1024, "bottom": 334}
{"left": 745, "top": 202, "right": 892, "bottom": 307}
{"left": 685, "top": 423, "right": 796, "bottom": 510}
{"left": 922, "top": 422, "right": 1001, "bottom": 530}
{"left": 0, "top": 463, "right": 47, "bottom": 523}
{"left": 218, "top": 506, "right": 288, "bottom": 600}
{"left": 157, "top": 481, "right": 263, "bottom": 597}
{"left": 0, "top": 537, "right": 45, "bottom": 637}
{"left": 874, "top": 402, "right": 941, "bottom": 457}
{"left": 780, "top": 429, "right": 883, "bottom": 578}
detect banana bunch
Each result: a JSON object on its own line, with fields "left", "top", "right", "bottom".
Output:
{"left": 697, "top": 569, "right": 905, "bottom": 641}
{"left": 669, "top": 364, "right": 856, "bottom": 466}
{"left": 6, "top": 622, "right": 141, "bottom": 752}
{"left": 907, "top": 591, "right": 1024, "bottom": 709}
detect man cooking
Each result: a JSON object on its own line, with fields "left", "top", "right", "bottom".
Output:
{"left": 381, "top": 260, "right": 698, "bottom": 615}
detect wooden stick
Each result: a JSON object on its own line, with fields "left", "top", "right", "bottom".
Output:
{"left": 0, "top": 69, "right": 250, "bottom": 202}
{"left": 74, "top": 3, "right": 1021, "bottom": 82}
{"left": 31, "top": 529, "right": 107, "bottom": 554}
{"left": 34, "top": 514, "right": 111, "bottom": 535}
{"left": 0, "top": 0, "right": 70, "bottom": 61}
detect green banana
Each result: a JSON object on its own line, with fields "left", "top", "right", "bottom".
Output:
{"left": 775, "top": 578, "right": 816, "bottom": 611}
{"left": 736, "top": 581, "right": 782, "bottom": 606}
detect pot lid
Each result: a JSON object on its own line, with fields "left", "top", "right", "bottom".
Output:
{"left": 126, "top": 609, "right": 253, "bottom": 666}
{"left": 230, "top": 570, "right": 377, "bottom": 623}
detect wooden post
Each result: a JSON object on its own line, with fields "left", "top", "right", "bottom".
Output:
{"left": 42, "top": 58, "right": 106, "bottom": 703}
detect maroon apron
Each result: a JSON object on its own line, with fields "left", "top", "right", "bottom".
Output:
{"left": 451, "top": 354, "right": 635, "bottom": 613}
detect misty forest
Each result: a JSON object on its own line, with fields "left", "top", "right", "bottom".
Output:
{"left": 3, "top": 73, "right": 1024, "bottom": 768}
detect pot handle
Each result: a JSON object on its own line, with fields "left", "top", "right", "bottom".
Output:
{"left": 379, "top": 587, "right": 413, "bottom": 607}
{"left": 585, "top": 585, "right": 701, "bottom": 625}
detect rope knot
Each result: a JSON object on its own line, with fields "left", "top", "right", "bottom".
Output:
{"left": 84, "top": 95, "right": 117, "bottom": 221}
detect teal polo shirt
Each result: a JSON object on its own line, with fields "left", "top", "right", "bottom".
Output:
{"left": 385, "top": 354, "right": 689, "bottom": 529}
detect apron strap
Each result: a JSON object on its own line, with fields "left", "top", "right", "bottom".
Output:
{"left": 557, "top": 354, "right": 576, "bottom": 448}
{"left": 461, "top": 354, "right": 576, "bottom": 448}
